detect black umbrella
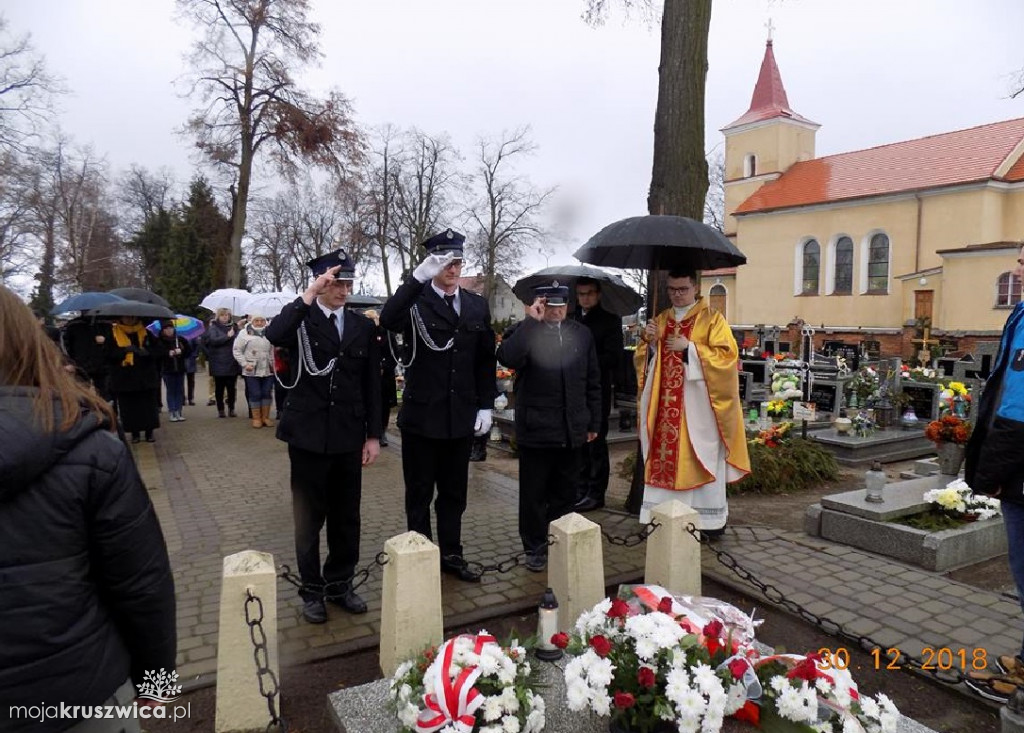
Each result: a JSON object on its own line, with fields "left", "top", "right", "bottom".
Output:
{"left": 51, "top": 291, "right": 127, "bottom": 315}
{"left": 345, "top": 293, "right": 383, "bottom": 308}
{"left": 89, "top": 301, "right": 175, "bottom": 320}
{"left": 513, "top": 264, "right": 642, "bottom": 316}
{"left": 108, "top": 287, "right": 171, "bottom": 308}
{"left": 573, "top": 215, "right": 747, "bottom": 271}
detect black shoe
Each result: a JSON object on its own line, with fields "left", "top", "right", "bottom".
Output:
{"left": 228, "top": 408, "right": 237, "bottom": 417}
{"left": 188, "top": 400, "right": 196, "bottom": 406}
{"left": 302, "top": 599, "right": 327, "bottom": 624}
{"left": 206, "top": 398, "right": 216, "bottom": 406}
{"left": 130, "top": 435, "right": 140, "bottom": 445}
{"left": 441, "top": 558, "right": 481, "bottom": 583}
{"left": 328, "top": 589, "right": 368, "bottom": 614}
{"left": 524, "top": 553, "right": 547, "bottom": 573}
{"left": 574, "top": 496, "right": 605, "bottom": 512}
{"left": 702, "top": 526, "right": 726, "bottom": 541}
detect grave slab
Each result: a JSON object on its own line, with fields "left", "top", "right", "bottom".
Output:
{"left": 811, "top": 428, "right": 934, "bottom": 467}
{"left": 820, "top": 476, "right": 937, "bottom": 522}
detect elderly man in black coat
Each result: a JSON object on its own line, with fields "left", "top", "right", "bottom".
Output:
{"left": 571, "top": 277, "right": 624, "bottom": 511}
{"left": 496, "top": 282, "right": 602, "bottom": 573}
{"left": 379, "top": 229, "right": 497, "bottom": 582}
{"left": 265, "top": 249, "right": 382, "bottom": 624}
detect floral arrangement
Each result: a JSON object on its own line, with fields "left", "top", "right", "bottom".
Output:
{"left": 765, "top": 399, "right": 792, "bottom": 419}
{"left": 752, "top": 422, "right": 793, "bottom": 448}
{"left": 846, "top": 366, "right": 879, "bottom": 404}
{"left": 770, "top": 373, "right": 802, "bottom": 401}
{"left": 938, "top": 381, "right": 970, "bottom": 417}
{"left": 389, "top": 632, "right": 545, "bottom": 733}
{"left": 496, "top": 367, "right": 515, "bottom": 381}
{"left": 904, "top": 365, "right": 939, "bottom": 383}
{"left": 851, "top": 412, "right": 875, "bottom": 437}
{"left": 923, "top": 478, "right": 1001, "bottom": 521}
{"left": 924, "top": 415, "right": 971, "bottom": 445}
{"left": 555, "top": 587, "right": 903, "bottom": 733}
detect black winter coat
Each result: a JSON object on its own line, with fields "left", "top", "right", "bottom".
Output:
{"left": 153, "top": 334, "right": 193, "bottom": 375}
{"left": 62, "top": 318, "right": 112, "bottom": 376}
{"left": 496, "top": 318, "right": 601, "bottom": 449}
{"left": 265, "top": 298, "right": 382, "bottom": 454}
{"left": 572, "top": 304, "right": 623, "bottom": 419}
{"left": 380, "top": 278, "right": 497, "bottom": 439}
{"left": 0, "top": 388, "right": 176, "bottom": 732}
{"left": 105, "top": 328, "right": 160, "bottom": 393}
{"left": 966, "top": 302, "right": 1024, "bottom": 504}
{"left": 202, "top": 320, "right": 242, "bottom": 377}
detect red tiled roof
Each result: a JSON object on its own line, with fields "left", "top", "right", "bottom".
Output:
{"left": 723, "top": 40, "right": 816, "bottom": 130}
{"left": 457, "top": 275, "right": 485, "bottom": 295}
{"left": 735, "top": 117, "right": 1024, "bottom": 214}
{"left": 1006, "top": 151, "right": 1024, "bottom": 182}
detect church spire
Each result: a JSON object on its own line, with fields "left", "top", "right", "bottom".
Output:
{"left": 723, "top": 38, "right": 817, "bottom": 130}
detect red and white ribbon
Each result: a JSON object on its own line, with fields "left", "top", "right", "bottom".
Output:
{"left": 415, "top": 633, "right": 498, "bottom": 733}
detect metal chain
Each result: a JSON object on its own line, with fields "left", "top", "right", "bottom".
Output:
{"left": 601, "top": 519, "right": 661, "bottom": 547}
{"left": 685, "top": 523, "right": 978, "bottom": 692}
{"left": 244, "top": 590, "right": 287, "bottom": 733}
{"left": 278, "top": 552, "right": 389, "bottom": 601}
{"left": 441, "top": 536, "right": 558, "bottom": 578}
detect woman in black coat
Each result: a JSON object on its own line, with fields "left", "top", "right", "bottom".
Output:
{"left": 202, "top": 308, "right": 242, "bottom": 417}
{"left": 0, "top": 285, "right": 176, "bottom": 733}
{"left": 106, "top": 315, "right": 161, "bottom": 443}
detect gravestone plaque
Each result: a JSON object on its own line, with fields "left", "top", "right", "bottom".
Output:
{"left": 936, "top": 357, "right": 957, "bottom": 377}
{"left": 834, "top": 345, "right": 860, "bottom": 372}
{"left": 738, "top": 371, "right": 752, "bottom": 404}
{"left": 809, "top": 381, "right": 839, "bottom": 415}
{"left": 861, "top": 340, "right": 881, "bottom": 359}
{"left": 901, "top": 381, "right": 940, "bottom": 422}
{"left": 742, "top": 360, "right": 768, "bottom": 385}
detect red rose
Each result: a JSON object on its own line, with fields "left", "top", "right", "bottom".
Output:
{"left": 728, "top": 658, "right": 749, "bottom": 679}
{"left": 787, "top": 655, "right": 820, "bottom": 682}
{"left": 703, "top": 619, "right": 724, "bottom": 638}
{"left": 657, "top": 596, "right": 674, "bottom": 614}
{"left": 590, "top": 635, "right": 612, "bottom": 657}
{"left": 607, "top": 598, "right": 630, "bottom": 619}
{"left": 613, "top": 691, "right": 636, "bottom": 709}
{"left": 637, "top": 667, "right": 656, "bottom": 688}
{"left": 551, "top": 632, "right": 570, "bottom": 649}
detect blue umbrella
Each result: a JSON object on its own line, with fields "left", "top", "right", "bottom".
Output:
{"left": 51, "top": 292, "right": 127, "bottom": 315}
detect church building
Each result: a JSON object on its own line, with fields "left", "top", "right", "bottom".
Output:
{"left": 711, "top": 39, "right": 1024, "bottom": 358}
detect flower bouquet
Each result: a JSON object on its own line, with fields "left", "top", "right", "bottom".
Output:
{"left": 765, "top": 399, "right": 792, "bottom": 420}
{"left": 937, "top": 381, "right": 970, "bottom": 417}
{"left": 846, "top": 367, "right": 879, "bottom": 406}
{"left": 851, "top": 412, "right": 875, "bottom": 438}
{"left": 389, "top": 632, "right": 545, "bottom": 733}
{"left": 496, "top": 366, "right": 515, "bottom": 394}
{"left": 923, "top": 478, "right": 1001, "bottom": 522}
{"left": 924, "top": 415, "right": 971, "bottom": 445}
{"left": 753, "top": 422, "right": 793, "bottom": 448}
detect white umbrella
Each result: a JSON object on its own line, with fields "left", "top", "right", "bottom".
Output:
{"left": 200, "top": 288, "right": 251, "bottom": 314}
{"left": 242, "top": 291, "right": 298, "bottom": 318}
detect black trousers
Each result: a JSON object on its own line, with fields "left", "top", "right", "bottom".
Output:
{"left": 288, "top": 445, "right": 362, "bottom": 601}
{"left": 401, "top": 432, "right": 473, "bottom": 560}
{"left": 578, "top": 409, "right": 611, "bottom": 502}
{"left": 214, "top": 375, "right": 237, "bottom": 411}
{"left": 519, "top": 445, "right": 583, "bottom": 555}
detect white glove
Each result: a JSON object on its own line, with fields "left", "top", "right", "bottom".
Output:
{"left": 474, "top": 409, "right": 493, "bottom": 436}
{"left": 412, "top": 252, "right": 456, "bottom": 283}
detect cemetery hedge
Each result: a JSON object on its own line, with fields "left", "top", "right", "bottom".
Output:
{"left": 729, "top": 438, "right": 840, "bottom": 494}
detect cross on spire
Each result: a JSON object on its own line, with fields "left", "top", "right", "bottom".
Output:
{"left": 765, "top": 18, "right": 775, "bottom": 42}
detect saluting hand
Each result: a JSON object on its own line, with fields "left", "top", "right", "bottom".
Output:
{"left": 302, "top": 265, "right": 343, "bottom": 305}
{"left": 525, "top": 298, "right": 545, "bottom": 321}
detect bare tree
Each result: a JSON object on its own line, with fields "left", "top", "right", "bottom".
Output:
{"left": 703, "top": 148, "right": 725, "bottom": 232}
{"left": 466, "top": 127, "right": 555, "bottom": 300}
{"left": 0, "top": 150, "right": 34, "bottom": 283}
{"left": 177, "top": 0, "right": 362, "bottom": 288}
{"left": 117, "top": 165, "right": 175, "bottom": 235}
{"left": 364, "top": 125, "right": 403, "bottom": 295}
{"left": 0, "top": 15, "right": 60, "bottom": 153}
{"left": 1011, "top": 67, "right": 1024, "bottom": 99}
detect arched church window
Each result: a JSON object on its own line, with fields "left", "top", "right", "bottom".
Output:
{"left": 743, "top": 154, "right": 757, "bottom": 178}
{"left": 801, "top": 239, "right": 820, "bottom": 295}
{"left": 867, "top": 233, "right": 890, "bottom": 293}
{"left": 709, "top": 283, "right": 727, "bottom": 317}
{"left": 834, "top": 236, "right": 853, "bottom": 295}
{"left": 997, "top": 272, "right": 1022, "bottom": 307}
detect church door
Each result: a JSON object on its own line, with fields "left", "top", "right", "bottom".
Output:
{"left": 914, "top": 290, "right": 933, "bottom": 322}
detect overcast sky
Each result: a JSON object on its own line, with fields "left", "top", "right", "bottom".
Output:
{"left": 5, "top": 0, "right": 1024, "bottom": 289}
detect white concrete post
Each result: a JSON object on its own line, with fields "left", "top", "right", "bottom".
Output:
{"left": 215, "top": 550, "right": 279, "bottom": 733}
{"left": 379, "top": 531, "right": 443, "bottom": 677}
{"left": 644, "top": 499, "right": 702, "bottom": 596}
{"left": 549, "top": 513, "right": 605, "bottom": 632}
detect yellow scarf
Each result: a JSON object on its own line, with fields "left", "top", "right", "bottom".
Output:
{"left": 112, "top": 322, "right": 147, "bottom": 367}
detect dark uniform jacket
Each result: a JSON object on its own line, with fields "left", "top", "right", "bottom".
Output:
{"left": 380, "top": 278, "right": 497, "bottom": 439}
{"left": 0, "top": 390, "right": 176, "bottom": 732}
{"left": 265, "top": 298, "right": 382, "bottom": 455}
{"left": 573, "top": 304, "right": 623, "bottom": 419}
{"left": 966, "top": 302, "right": 1024, "bottom": 504}
{"left": 496, "top": 318, "right": 601, "bottom": 449}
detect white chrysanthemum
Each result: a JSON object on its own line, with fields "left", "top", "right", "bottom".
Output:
{"left": 524, "top": 709, "right": 545, "bottom": 733}
{"left": 499, "top": 686, "right": 519, "bottom": 712}
{"left": 587, "top": 656, "right": 615, "bottom": 688}
{"left": 724, "top": 681, "right": 747, "bottom": 714}
{"left": 842, "top": 716, "right": 861, "bottom": 733}
{"left": 397, "top": 702, "right": 419, "bottom": 727}
{"left": 692, "top": 663, "right": 718, "bottom": 693}
{"left": 859, "top": 696, "right": 880, "bottom": 719}
{"left": 815, "top": 677, "right": 830, "bottom": 694}
{"left": 665, "top": 667, "right": 692, "bottom": 705}
{"left": 566, "top": 677, "right": 590, "bottom": 710}
{"left": 482, "top": 696, "right": 505, "bottom": 722}
{"left": 591, "top": 691, "right": 611, "bottom": 716}
{"left": 877, "top": 693, "right": 898, "bottom": 715}
{"left": 770, "top": 675, "right": 789, "bottom": 693}
{"left": 702, "top": 714, "right": 724, "bottom": 733}
{"left": 531, "top": 694, "right": 545, "bottom": 713}
{"left": 479, "top": 726, "right": 501, "bottom": 733}
{"left": 476, "top": 653, "right": 500, "bottom": 677}
{"left": 777, "top": 686, "right": 815, "bottom": 723}
{"left": 502, "top": 715, "right": 521, "bottom": 733}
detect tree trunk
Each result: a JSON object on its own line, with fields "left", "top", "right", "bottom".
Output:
{"left": 628, "top": 0, "right": 713, "bottom": 515}
{"left": 227, "top": 162, "right": 249, "bottom": 288}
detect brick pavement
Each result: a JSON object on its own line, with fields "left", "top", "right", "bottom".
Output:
{"left": 138, "top": 376, "right": 1023, "bottom": 699}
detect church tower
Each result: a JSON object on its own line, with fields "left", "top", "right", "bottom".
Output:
{"left": 721, "top": 38, "right": 819, "bottom": 238}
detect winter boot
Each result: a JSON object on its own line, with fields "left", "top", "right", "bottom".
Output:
{"left": 261, "top": 404, "right": 275, "bottom": 427}
{"left": 251, "top": 408, "right": 263, "bottom": 428}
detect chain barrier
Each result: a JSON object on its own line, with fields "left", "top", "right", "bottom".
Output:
{"left": 601, "top": 519, "right": 661, "bottom": 547}
{"left": 442, "top": 535, "right": 557, "bottom": 578}
{"left": 279, "top": 552, "right": 389, "bottom": 601}
{"left": 244, "top": 589, "right": 287, "bottom": 733}
{"left": 685, "top": 523, "right": 976, "bottom": 692}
